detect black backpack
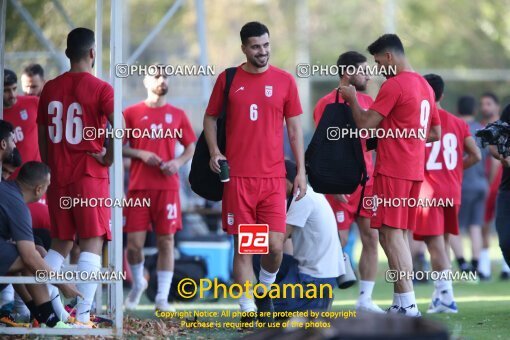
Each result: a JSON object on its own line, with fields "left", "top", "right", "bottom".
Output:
{"left": 189, "top": 67, "right": 237, "bottom": 201}
{"left": 305, "top": 89, "right": 368, "bottom": 208}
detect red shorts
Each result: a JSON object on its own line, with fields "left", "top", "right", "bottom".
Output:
{"left": 47, "top": 177, "right": 111, "bottom": 241}
{"left": 124, "top": 190, "right": 182, "bottom": 234}
{"left": 222, "top": 177, "right": 286, "bottom": 234}
{"left": 370, "top": 175, "right": 422, "bottom": 230}
{"left": 325, "top": 185, "right": 373, "bottom": 230}
{"left": 414, "top": 205, "right": 460, "bottom": 241}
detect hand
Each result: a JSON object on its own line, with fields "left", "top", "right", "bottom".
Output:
{"left": 293, "top": 171, "right": 307, "bottom": 201}
{"left": 160, "top": 159, "right": 182, "bottom": 176}
{"left": 209, "top": 153, "right": 226, "bottom": 174}
{"left": 56, "top": 283, "right": 83, "bottom": 299}
{"left": 138, "top": 150, "right": 162, "bottom": 166}
{"left": 499, "top": 154, "right": 510, "bottom": 168}
{"left": 87, "top": 147, "right": 112, "bottom": 167}
{"left": 333, "top": 194, "right": 349, "bottom": 203}
{"left": 339, "top": 84, "right": 356, "bottom": 103}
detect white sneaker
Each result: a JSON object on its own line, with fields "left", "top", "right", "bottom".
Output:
{"left": 155, "top": 299, "right": 176, "bottom": 312}
{"left": 398, "top": 304, "right": 422, "bottom": 317}
{"left": 356, "top": 300, "right": 385, "bottom": 314}
{"left": 427, "top": 298, "right": 458, "bottom": 314}
{"left": 124, "top": 279, "right": 148, "bottom": 311}
{"left": 386, "top": 304, "right": 401, "bottom": 314}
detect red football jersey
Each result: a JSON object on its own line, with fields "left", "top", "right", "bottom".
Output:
{"left": 370, "top": 71, "right": 440, "bottom": 181}
{"left": 37, "top": 72, "right": 114, "bottom": 187}
{"left": 124, "top": 102, "right": 197, "bottom": 191}
{"left": 28, "top": 201, "right": 51, "bottom": 230}
{"left": 3, "top": 96, "right": 41, "bottom": 168}
{"left": 313, "top": 89, "right": 375, "bottom": 185}
{"left": 424, "top": 109, "right": 471, "bottom": 204}
{"left": 206, "top": 65, "right": 302, "bottom": 178}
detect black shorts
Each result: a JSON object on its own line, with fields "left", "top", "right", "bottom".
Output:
{"left": 33, "top": 228, "right": 51, "bottom": 251}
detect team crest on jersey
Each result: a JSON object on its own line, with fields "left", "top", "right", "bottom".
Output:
{"left": 336, "top": 211, "right": 345, "bottom": 223}
{"left": 20, "top": 110, "right": 28, "bottom": 120}
{"left": 227, "top": 213, "right": 234, "bottom": 226}
{"left": 165, "top": 113, "right": 173, "bottom": 124}
{"left": 265, "top": 85, "right": 273, "bottom": 97}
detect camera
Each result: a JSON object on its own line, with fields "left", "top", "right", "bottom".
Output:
{"left": 475, "top": 120, "right": 510, "bottom": 157}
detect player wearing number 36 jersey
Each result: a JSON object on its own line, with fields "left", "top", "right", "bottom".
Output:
{"left": 37, "top": 28, "right": 118, "bottom": 327}
{"left": 340, "top": 34, "right": 441, "bottom": 318}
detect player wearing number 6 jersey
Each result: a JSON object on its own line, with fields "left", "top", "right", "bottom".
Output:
{"left": 123, "top": 70, "right": 196, "bottom": 312}
{"left": 204, "top": 22, "right": 306, "bottom": 323}
{"left": 414, "top": 74, "right": 481, "bottom": 313}
{"left": 37, "top": 28, "right": 118, "bottom": 327}
{"left": 340, "top": 34, "right": 441, "bottom": 317}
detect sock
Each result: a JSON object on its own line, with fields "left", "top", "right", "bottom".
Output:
{"left": 358, "top": 280, "right": 375, "bottom": 303}
{"left": 44, "top": 250, "right": 69, "bottom": 322}
{"left": 435, "top": 271, "right": 454, "bottom": 304}
{"left": 502, "top": 260, "right": 510, "bottom": 273}
{"left": 14, "top": 293, "right": 30, "bottom": 316}
{"left": 76, "top": 252, "right": 101, "bottom": 323}
{"left": 471, "top": 259, "right": 479, "bottom": 272}
{"left": 129, "top": 261, "right": 145, "bottom": 289}
{"left": 392, "top": 293, "right": 401, "bottom": 307}
{"left": 479, "top": 249, "right": 491, "bottom": 276}
{"left": 258, "top": 267, "right": 278, "bottom": 293}
{"left": 36, "top": 301, "right": 60, "bottom": 327}
{"left": 239, "top": 292, "right": 256, "bottom": 312}
{"left": 399, "top": 291, "right": 417, "bottom": 309}
{"left": 155, "top": 271, "right": 174, "bottom": 303}
{"left": 0, "top": 284, "right": 14, "bottom": 306}
{"left": 25, "top": 300, "right": 37, "bottom": 321}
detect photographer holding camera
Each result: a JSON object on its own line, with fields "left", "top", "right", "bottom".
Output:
{"left": 483, "top": 104, "right": 510, "bottom": 271}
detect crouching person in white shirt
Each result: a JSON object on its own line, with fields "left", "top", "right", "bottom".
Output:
{"left": 254, "top": 160, "right": 345, "bottom": 312}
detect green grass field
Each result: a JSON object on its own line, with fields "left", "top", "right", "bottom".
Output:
{"left": 126, "top": 239, "right": 510, "bottom": 340}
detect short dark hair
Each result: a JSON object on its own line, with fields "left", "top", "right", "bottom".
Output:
{"left": 0, "top": 120, "right": 14, "bottom": 141}
{"left": 4, "top": 69, "right": 17, "bottom": 87}
{"left": 4, "top": 148, "right": 22, "bottom": 168}
{"left": 240, "top": 22, "right": 269, "bottom": 44}
{"left": 65, "top": 27, "right": 95, "bottom": 62}
{"left": 424, "top": 74, "right": 445, "bottom": 102}
{"left": 367, "top": 34, "right": 405, "bottom": 55}
{"left": 458, "top": 96, "right": 476, "bottom": 116}
{"left": 481, "top": 92, "right": 499, "bottom": 105}
{"left": 337, "top": 51, "right": 367, "bottom": 77}
{"left": 22, "top": 63, "right": 44, "bottom": 79}
{"left": 17, "top": 161, "right": 50, "bottom": 187}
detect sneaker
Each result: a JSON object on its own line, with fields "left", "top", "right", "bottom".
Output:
{"left": 478, "top": 272, "right": 491, "bottom": 281}
{"left": 12, "top": 311, "right": 31, "bottom": 323}
{"left": 0, "top": 314, "right": 30, "bottom": 327}
{"left": 47, "top": 320, "right": 72, "bottom": 328}
{"left": 427, "top": 299, "right": 458, "bottom": 314}
{"left": 124, "top": 279, "right": 148, "bottom": 311}
{"left": 254, "top": 294, "right": 274, "bottom": 323}
{"left": 500, "top": 271, "right": 510, "bottom": 281}
{"left": 386, "top": 305, "right": 400, "bottom": 314}
{"left": 68, "top": 319, "right": 97, "bottom": 328}
{"left": 155, "top": 299, "right": 176, "bottom": 312}
{"left": 65, "top": 306, "right": 111, "bottom": 326}
{"left": 356, "top": 300, "right": 385, "bottom": 314}
{"left": 398, "top": 304, "right": 422, "bottom": 317}
{"left": 239, "top": 314, "right": 256, "bottom": 330}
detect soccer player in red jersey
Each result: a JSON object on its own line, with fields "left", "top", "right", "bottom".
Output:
{"left": 204, "top": 22, "right": 306, "bottom": 321}
{"left": 37, "top": 28, "right": 117, "bottom": 327}
{"left": 123, "top": 70, "right": 196, "bottom": 312}
{"left": 3, "top": 69, "right": 41, "bottom": 176}
{"left": 340, "top": 34, "right": 441, "bottom": 316}
{"left": 21, "top": 64, "right": 46, "bottom": 97}
{"left": 414, "top": 74, "right": 481, "bottom": 313}
{"left": 313, "top": 51, "right": 382, "bottom": 313}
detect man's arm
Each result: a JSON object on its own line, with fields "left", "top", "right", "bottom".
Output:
{"left": 284, "top": 224, "right": 294, "bottom": 240}
{"left": 286, "top": 115, "right": 307, "bottom": 201}
{"left": 122, "top": 143, "right": 162, "bottom": 166}
{"left": 38, "top": 125, "right": 47, "bottom": 163}
{"left": 463, "top": 136, "right": 482, "bottom": 169}
{"left": 427, "top": 125, "right": 441, "bottom": 143}
{"left": 339, "top": 85, "right": 384, "bottom": 129}
{"left": 161, "top": 142, "right": 196, "bottom": 176}
{"left": 203, "top": 114, "right": 225, "bottom": 174}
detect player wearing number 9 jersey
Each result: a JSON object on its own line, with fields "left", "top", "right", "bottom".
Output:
{"left": 414, "top": 74, "right": 481, "bottom": 314}
{"left": 37, "top": 28, "right": 118, "bottom": 327}
{"left": 204, "top": 22, "right": 306, "bottom": 322}
{"left": 340, "top": 34, "right": 441, "bottom": 317}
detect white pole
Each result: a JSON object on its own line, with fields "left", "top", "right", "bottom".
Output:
{"left": 110, "top": 0, "right": 123, "bottom": 336}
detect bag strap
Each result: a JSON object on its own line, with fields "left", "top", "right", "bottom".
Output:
{"left": 219, "top": 67, "right": 238, "bottom": 120}
{"left": 348, "top": 110, "right": 369, "bottom": 216}
{"left": 335, "top": 87, "right": 341, "bottom": 103}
